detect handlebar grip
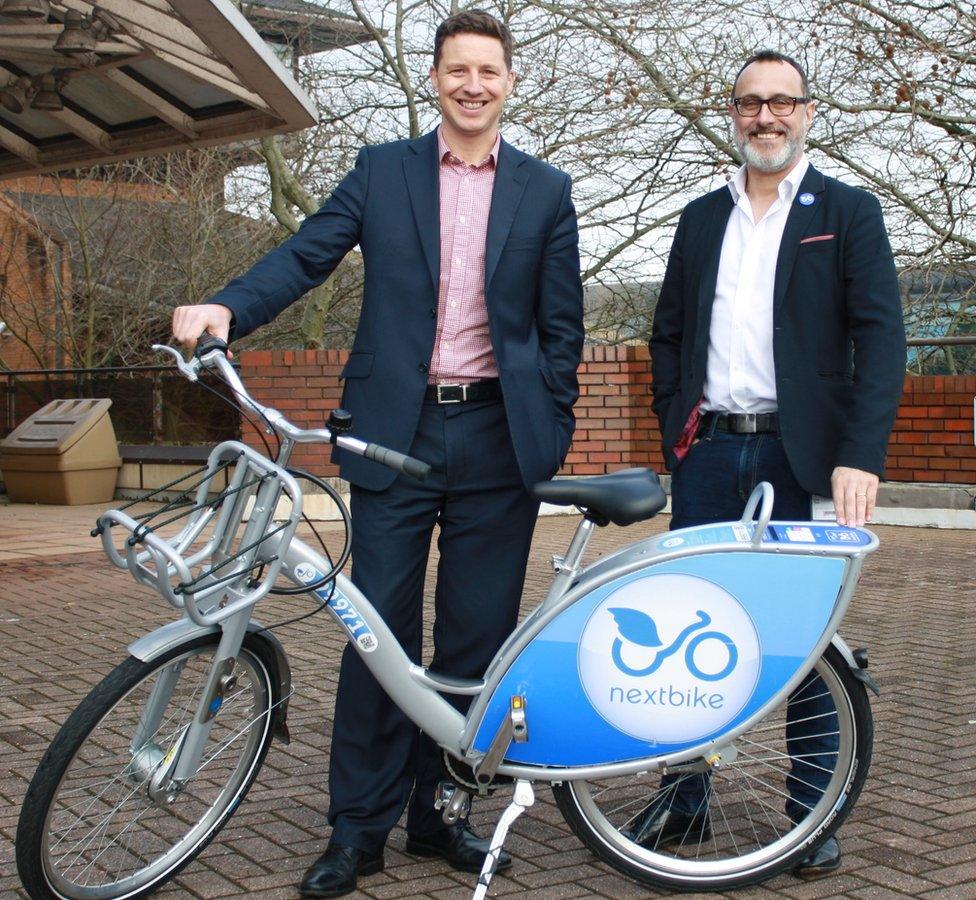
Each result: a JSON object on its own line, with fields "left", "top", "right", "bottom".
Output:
{"left": 363, "top": 443, "right": 431, "bottom": 481}
{"left": 195, "top": 331, "right": 229, "bottom": 359}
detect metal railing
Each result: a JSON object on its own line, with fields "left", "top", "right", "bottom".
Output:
{"left": 906, "top": 337, "right": 976, "bottom": 346}
{"left": 906, "top": 336, "right": 976, "bottom": 376}
{"left": 0, "top": 364, "right": 241, "bottom": 446}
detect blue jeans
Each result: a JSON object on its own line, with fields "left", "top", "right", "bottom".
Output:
{"left": 664, "top": 427, "right": 839, "bottom": 819}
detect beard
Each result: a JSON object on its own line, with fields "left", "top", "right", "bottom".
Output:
{"left": 734, "top": 124, "right": 807, "bottom": 173}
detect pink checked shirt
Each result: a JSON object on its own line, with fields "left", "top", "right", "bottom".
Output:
{"left": 428, "top": 127, "right": 500, "bottom": 384}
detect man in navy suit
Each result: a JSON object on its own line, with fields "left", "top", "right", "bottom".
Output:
{"left": 173, "top": 10, "right": 583, "bottom": 896}
{"left": 645, "top": 51, "right": 905, "bottom": 876}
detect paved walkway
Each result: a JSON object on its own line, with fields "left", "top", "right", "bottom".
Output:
{"left": 1, "top": 500, "right": 975, "bottom": 899}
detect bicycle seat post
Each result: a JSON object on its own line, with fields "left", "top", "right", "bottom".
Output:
{"left": 540, "top": 517, "right": 596, "bottom": 612}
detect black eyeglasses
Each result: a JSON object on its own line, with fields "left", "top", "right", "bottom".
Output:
{"left": 732, "top": 95, "right": 811, "bottom": 117}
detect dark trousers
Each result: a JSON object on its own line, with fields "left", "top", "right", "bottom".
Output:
{"left": 327, "top": 398, "right": 540, "bottom": 854}
{"left": 665, "top": 426, "right": 839, "bottom": 818}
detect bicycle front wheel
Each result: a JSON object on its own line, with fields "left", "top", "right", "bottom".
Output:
{"left": 17, "top": 633, "right": 276, "bottom": 899}
{"left": 553, "top": 644, "right": 872, "bottom": 891}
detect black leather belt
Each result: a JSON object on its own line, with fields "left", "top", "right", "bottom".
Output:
{"left": 702, "top": 411, "right": 779, "bottom": 434}
{"left": 424, "top": 378, "right": 502, "bottom": 404}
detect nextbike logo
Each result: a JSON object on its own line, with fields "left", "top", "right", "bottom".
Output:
{"left": 578, "top": 573, "right": 761, "bottom": 743}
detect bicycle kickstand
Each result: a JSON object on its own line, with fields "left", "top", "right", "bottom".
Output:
{"left": 472, "top": 779, "right": 534, "bottom": 900}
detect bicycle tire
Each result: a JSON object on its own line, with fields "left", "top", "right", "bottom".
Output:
{"left": 17, "top": 633, "right": 277, "bottom": 900}
{"left": 553, "top": 644, "right": 872, "bottom": 891}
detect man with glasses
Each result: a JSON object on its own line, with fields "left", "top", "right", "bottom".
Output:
{"left": 645, "top": 51, "right": 905, "bottom": 876}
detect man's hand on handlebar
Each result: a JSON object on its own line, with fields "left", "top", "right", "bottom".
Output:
{"left": 172, "top": 304, "right": 233, "bottom": 355}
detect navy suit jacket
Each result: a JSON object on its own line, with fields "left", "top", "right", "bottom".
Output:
{"left": 212, "top": 130, "right": 584, "bottom": 490}
{"left": 650, "top": 164, "right": 906, "bottom": 497}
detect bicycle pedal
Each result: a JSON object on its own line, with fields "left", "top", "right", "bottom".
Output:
{"left": 435, "top": 781, "right": 471, "bottom": 825}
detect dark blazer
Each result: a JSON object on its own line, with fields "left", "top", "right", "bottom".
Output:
{"left": 650, "top": 164, "right": 906, "bottom": 497}
{"left": 211, "top": 130, "right": 584, "bottom": 490}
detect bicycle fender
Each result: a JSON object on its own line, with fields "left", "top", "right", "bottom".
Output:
{"left": 128, "top": 618, "right": 220, "bottom": 661}
{"left": 127, "top": 619, "right": 293, "bottom": 743}
{"left": 830, "top": 634, "right": 880, "bottom": 696}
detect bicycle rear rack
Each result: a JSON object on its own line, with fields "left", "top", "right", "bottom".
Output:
{"left": 96, "top": 441, "right": 303, "bottom": 626}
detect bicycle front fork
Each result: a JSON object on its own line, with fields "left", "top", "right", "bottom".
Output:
{"left": 126, "top": 609, "right": 253, "bottom": 802}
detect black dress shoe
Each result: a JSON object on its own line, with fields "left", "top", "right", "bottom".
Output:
{"left": 623, "top": 799, "right": 712, "bottom": 849}
{"left": 793, "top": 836, "right": 841, "bottom": 878}
{"left": 405, "top": 823, "right": 512, "bottom": 874}
{"left": 298, "top": 843, "right": 384, "bottom": 898}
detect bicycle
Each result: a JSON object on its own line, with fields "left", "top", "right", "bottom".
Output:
{"left": 16, "top": 337, "right": 878, "bottom": 898}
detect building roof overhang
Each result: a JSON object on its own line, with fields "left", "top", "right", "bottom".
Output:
{"left": 0, "top": 0, "right": 322, "bottom": 179}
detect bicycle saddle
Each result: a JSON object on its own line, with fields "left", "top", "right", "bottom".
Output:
{"left": 531, "top": 468, "right": 667, "bottom": 526}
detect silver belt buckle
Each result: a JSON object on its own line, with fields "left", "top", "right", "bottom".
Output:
{"left": 732, "top": 413, "right": 757, "bottom": 433}
{"left": 436, "top": 383, "right": 465, "bottom": 404}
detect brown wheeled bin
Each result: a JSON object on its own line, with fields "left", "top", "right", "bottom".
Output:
{"left": 0, "top": 398, "right": 122, "bottom": 504}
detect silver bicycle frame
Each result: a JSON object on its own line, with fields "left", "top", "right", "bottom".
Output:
{"left": 119, "top": 349, "right": 876, "bottom": 789}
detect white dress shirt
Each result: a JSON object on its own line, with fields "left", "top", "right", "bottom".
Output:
{"left": 703, "top": 155, "right": 809, "bottom": 414}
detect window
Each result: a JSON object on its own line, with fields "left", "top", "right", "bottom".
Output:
{"left": 25, "top": 236, "right": 47, "bottom": 282}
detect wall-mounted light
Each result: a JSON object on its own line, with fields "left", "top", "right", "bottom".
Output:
{"left": 30, "top": 70, "right": 64, "bottom": 111}
{"left": 54, "top": 9, "right": 95, "bottom": 53}
{"left": 0, "top": 77, "right": 33, "bottom": 113}
{"left": 0, "top": 0, "right": 51, "bottom": 18}
{"left": 0, "top": 71, "right": 68, "bottom": 114}
{"left": 54, "top": 6, "right": 120, "bottom": 54}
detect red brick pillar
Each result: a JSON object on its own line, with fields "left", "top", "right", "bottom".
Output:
{"left": 237, "top": 349, "right": 348, "bottom": 476}
{"left": 563, "top": 345, "right": 665, "bottom": 476}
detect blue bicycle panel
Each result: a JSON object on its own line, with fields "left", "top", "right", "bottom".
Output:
{"left": 472, "top": 528, "right": 849, "bottom": 766}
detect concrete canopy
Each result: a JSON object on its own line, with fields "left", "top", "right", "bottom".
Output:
{"left": 0, "top": 0, "right": 330, "bottom": 179}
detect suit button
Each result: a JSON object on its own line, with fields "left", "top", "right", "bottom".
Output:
{"left": 429, "top": 308, "right": 436, "bottom": 318}
{"left": 418, "top": 362, "right": 428, "bottom": 373}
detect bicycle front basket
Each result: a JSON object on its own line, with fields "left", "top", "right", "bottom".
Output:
{"left": 95, "top": 441, "right": 303, "bottom": 626}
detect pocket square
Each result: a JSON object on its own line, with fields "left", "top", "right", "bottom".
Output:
{"left": 800, "top": 233, "right": 835, "bottom": 244}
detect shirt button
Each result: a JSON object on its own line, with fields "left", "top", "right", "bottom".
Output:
{"left": 451, "top": 301, "right": 458, "bottom": 308}
{"left": 459, "top": 216, "right": 466, "bottom": 224}
{"left": 444, "top": 341, "right": 452, "bottom": 348}
{"left": 418, "top": 362, "right": 428, "bottom": 373}
{"left": 454, "top": 258, "right": 462, "bottom": 265}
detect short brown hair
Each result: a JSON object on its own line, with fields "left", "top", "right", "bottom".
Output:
{"left": 433, "top": 9, "right": 513, "bottom": 70}
{"left": 732, "top": 50, "right": 810, "bottom": 97}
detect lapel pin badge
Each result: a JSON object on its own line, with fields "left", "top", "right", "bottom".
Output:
{"left": 798, "top": 192, "right": 815, "bottom": 206}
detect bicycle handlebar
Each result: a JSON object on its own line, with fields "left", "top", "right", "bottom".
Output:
{"left": 363, "top": 443, "right": 432, "bottom": 481}
{"left": 154, "top": 338, "right": 431, "bottom": 482}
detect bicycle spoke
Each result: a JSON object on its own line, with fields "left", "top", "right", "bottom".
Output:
{"left": 555, "top": 649, "right": 867, "bottom": 890}
{"left": 33, "top": 642, "right": 274, "bottom": 897}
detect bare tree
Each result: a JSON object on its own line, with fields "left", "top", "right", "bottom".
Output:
{"left": 2, "top": 1, "right": 968, "bottom": 368}
{"left": 0, "top": 151, "right": 280, "bottom": 369}
{"left": 228, "top": 0, "right": 973, "bottom": 368}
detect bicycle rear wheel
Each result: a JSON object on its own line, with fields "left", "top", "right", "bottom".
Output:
{"left": 17, "top": 633, "right": 276, "bottom": 899}
{"left": 553, "top": 644, "right": 872, "bottom": 891}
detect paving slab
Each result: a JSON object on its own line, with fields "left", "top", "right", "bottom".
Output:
{"left": 0, "top": 501, "right": 974, "bottom": 898}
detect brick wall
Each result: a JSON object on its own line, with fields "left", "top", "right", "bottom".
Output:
{"left": 0, "top": 195, "right": 67, "bottom": 370}
{"left": 566, "top": 345, "right": 662, "bottom": 474}
{"left": 239, "top": 349, "right": 348, "bottom": 475}
{"left": 239, "top": 348, "right": 976, "bottom": 485}
{"left": 887, "top": 375, "right": 976, "bottom": 484}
